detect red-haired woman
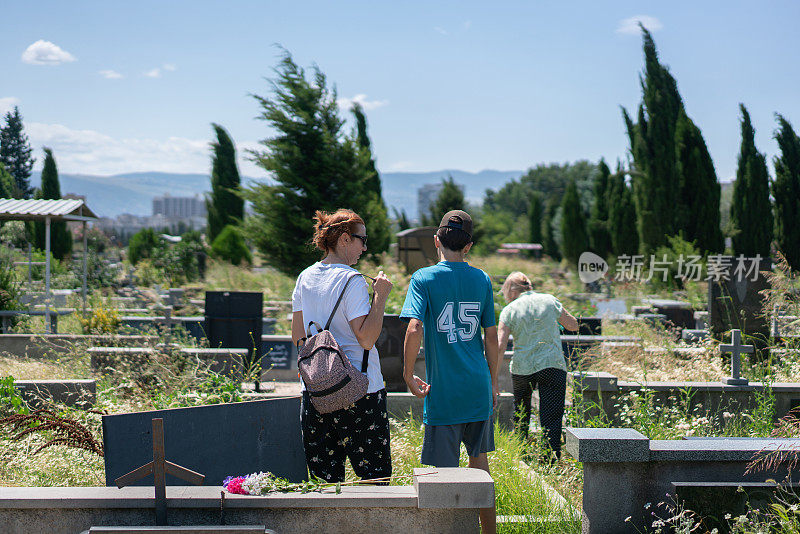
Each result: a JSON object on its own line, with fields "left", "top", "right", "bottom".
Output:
{"left": 291, "top": 208, "right": 393, "bottom": 482}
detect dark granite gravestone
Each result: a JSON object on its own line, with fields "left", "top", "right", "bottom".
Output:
{"left": 376, "top": 314, "right": 408, "bottom": 391}
{"left": 577, "top": 316, "right": 602, "bottom": 336}
{"left": 261, "top": 335, "right": 295, "bottom": 370}
{"left": 644, "top": 299, "right": 695, "bottom": 330}
{"left": 204, "top": 291, "right": 264, "bottom": 362}
{"left": 102, "top": 397, "right": 306, "bottom": 486}
{"left": 708, "top": 256, "right": 771, "bottom": 350}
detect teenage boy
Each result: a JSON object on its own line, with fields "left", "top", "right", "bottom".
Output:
{"left": 400, "top": 210, "right": 500, "bottom": 534}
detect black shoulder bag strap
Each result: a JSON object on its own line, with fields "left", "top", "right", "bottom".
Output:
{"left": 321, "top": 272, "right": 370, "bottom": 374}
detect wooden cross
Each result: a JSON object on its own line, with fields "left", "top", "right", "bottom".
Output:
{"left": 115, "top": 418, "right": 205, "bottom": 525}
{"left": 720, "top": 329, "right": 753, "bottom": 386}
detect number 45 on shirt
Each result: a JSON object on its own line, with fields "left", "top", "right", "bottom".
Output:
{"left": 436, "top": 301, "right": 481, "bottom": 343}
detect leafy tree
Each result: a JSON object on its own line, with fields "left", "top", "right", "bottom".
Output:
{"left": 730, "top": 104, "right": 772, "bottom": 257}
{"left": 34, "top": 148, "right": 72, "bottom": 260}
{"left": 772, "top": 114, "right": 800, "bottom": 270}
{"left": 424, "top": 176, "right": 465, "bottom": 225}
{"left": 675, "top": 110, "right": 724, "bottom": 253}
{"left": 244, "top": 52, "right": 379, "bottom": 275}
{"left": 0, "top": 107, "right": 35, "bottom": 198}
{"left": 528, "top": 192, "right": 543, "bottom": 244}
{"left": 559, "top": 180, "right": 588, "bottom": 265}
{"left": 206, "top": 124, "right": 244, "bottom": 244}
{"left": 622, "top": 26, "right": 683, "bottom": 253}
{"left": 541, "top": 196, "right": 561, "bottom": 260}
{"left": 211, "top": 224, "right": 252, "bottom": 266}
{"left": 352, "top": 103, "right": 390, "bottom": 256}
{"left": 128, "top": 228, "right": 159, "bottom": 265}
{"left": 607, "top": 167, "right": 639, "bottom": 256}
{"left": 0, "top": 163, "right": 14, "bottom": 198}
{"left": 588, "top": 159, "right": 612, "bottom": 258}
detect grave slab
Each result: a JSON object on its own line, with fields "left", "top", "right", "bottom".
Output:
{"left": 102, "top": 397, "right": 306, "bottom": 486}
{"left": 14, "top": 379, "right": 96, "bottom": 408}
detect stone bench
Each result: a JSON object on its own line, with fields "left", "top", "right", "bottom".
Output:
{"left": 566, "top": 427, "right": 800, "bottom": 533}
{"left": 14, "top": 379, "right": 96, "bottom": 408}
{"left": 0, "top": 468, "right": 493, "bottom": 534}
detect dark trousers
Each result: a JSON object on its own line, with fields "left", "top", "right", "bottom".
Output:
{"left": 512, "top": 368, "right": 567, "bottom": 456}
{"left": 300, "top": 389, "right": 392, "bottom": 482}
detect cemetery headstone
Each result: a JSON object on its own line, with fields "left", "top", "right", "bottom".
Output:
{"left": 708, "top": 255, "right": 771, "bottom": 349}
{"left": 375, "top": 314, "right": 409, "bottom": 391}
{"left": 721, "top": 328, "right": 753, "bottom": 386}
{"left": 261, "top": 335, "right": 296, "bottom": 370}
{"left": 204, "top": 291, "right": 264, "bottom": 362}
{"left": 577, "top": 316, "right": 602, "bottom": 336}
{"left": 103, "top": 397, "right": 307, "bottom": 487}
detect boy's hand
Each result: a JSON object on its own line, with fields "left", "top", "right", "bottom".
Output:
{"left": 372, "top": 270, "right": 393, "bottom": 300}
{"left": 406, "top": 375, "right": 430, "bottom": 398}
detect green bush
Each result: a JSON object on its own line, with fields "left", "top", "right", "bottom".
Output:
{"left": 211, "top": 225, "right": 252, "bottom": 266}
{"left": 128, "top": 228, "right": 159, "bottom": 265}
{"left": 0, "top": 251, "right": 21, "bottom": 313}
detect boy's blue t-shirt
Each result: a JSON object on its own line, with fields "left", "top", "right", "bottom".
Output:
{"left": 400, "top": 261, "right": 496, "bottom": 425}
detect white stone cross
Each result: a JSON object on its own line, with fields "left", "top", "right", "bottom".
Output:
{"left": 720, "top": 329, "right": 753, "bottom": 385}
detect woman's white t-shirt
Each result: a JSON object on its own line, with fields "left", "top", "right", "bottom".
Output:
{"left": 291, "top": 262, "right": 384, "bottom": 394}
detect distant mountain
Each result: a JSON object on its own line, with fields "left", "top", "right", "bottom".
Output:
{"left": 35, "top": 169, "right": 525, "bottom": 219}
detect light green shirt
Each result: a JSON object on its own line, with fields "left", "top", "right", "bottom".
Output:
{"left": 499, "top": 291, "right": 566, "bottom": 375}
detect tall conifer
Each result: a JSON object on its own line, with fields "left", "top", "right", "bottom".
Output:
{"left": 0, "top": 107, "right": 35, "bottom": 198}
{"left": 0, "top": 163, "right": 13, "bottom": 198}
{"left": 206, "top": 124, "right": 243, "bottom": 243}
{"left": 528, "top": 192, "right": 543, "bottom": 245}
{"left": 588, "top": 159, "right": 612, "bottom": 258}
{"left": 772, "top": 114, "right": 800, "bottom": 269}
{"left": 730, "top": 104, "right": 772, "bottom": 257}
{"left": 560, "top": 180, "right": 588, "bottom": 265}
{"left": 675, "top": 110, "right": 724, "bottom": 252}
{"left": 34, "top": 149, "right": 72, "bottom": 260}
{"left": 351, "top": 103, "right": 390, "bottom": 256}
{"left": 541, "top": 197, "right": 561, "bottom": 261}
{"left": 607, "top": 166, "right": 639, "bottom": 257}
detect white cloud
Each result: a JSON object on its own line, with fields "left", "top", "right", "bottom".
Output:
{"left": 385, "top": 161, "right": 414, "bottom": 172}
{"left": 144, "top": 68, "right": 161, "bottom": 78}
{"left": 99, "top": 70, "right": 123, "bottom": 79}
{"left": 21, "top": 40, "right": 76, "bottom": 65}
{"left": 25, "top": 122, "right": 266, "bottom": 176}
{"left": 337, "top": 94, "right": 389, "bottom": 111}
{"left": 616, "top": 15, "right": 663, "bottom": 35}
{"left": 434, "top": 26, "right": 449, "bottom": 36}
{"left": 162, "top": 63, "right": 176, "bottom": 72}
{"left": 0, "top": 97, "right": 20, "bottom": 115}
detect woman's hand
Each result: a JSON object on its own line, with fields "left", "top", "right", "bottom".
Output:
{"left": 372, "top": 270, "right": 393, "bottom": 301}
{"left": 406, "top": 375, "right": 430, "bottom": 398}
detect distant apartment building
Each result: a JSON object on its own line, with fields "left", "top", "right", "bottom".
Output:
{"left": 152, "top": 194, "right": 206, "bottom": 219}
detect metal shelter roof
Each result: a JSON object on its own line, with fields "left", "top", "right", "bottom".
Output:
{"left": 0, "top": 198, "right": 98, "bottom": 221}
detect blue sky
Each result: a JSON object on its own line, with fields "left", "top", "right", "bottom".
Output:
{"left": 2, "top": 1, "right": 799, "bottom": 184}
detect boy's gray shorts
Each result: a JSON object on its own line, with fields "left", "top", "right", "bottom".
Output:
{"left": 421, "top": 419, "right": 495, "bottom": 467}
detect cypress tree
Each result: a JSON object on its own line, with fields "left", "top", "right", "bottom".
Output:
{"left": 528, "top": 192, "right": 543, "bottom": 244}
{"left": 772, "top": 114, "right": 800, "bottom": 270}
{"left": 730, "top": 104, "right": 773, "bottom": 257}
{"left": 351, "top": 103, "right": 390, "bottom": 256}
{"left": 675, "top": 110, "right": 724, "bottom": 253}
{"left": 541, "top": 196, "right": 561, "bottom": 261}
{"left": 34, "top": 148, "right": 72, "bottom": 260}
{"left": 206, "top": 123, "right": 243, "bottom": 243}
{"left": 0, "top": 107, "right": 35, "bottom": 198}
{"left": 622, "top": 26, "right": 684, "bottom": 253}
{"left": 560, "top": 180, "right": 589, "bottom": 265}
{"left": 588, "top": 159, "right": 612, "bottom": 258}
{"left": 607, "top": 167, "right": 639, "bottom": 257}
{"left": 244, "top": 52, "right": 377, "bottom": 275}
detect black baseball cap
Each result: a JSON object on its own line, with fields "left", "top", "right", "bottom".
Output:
{"left": 439, "top": 210, "right": 473, "bottom": 237}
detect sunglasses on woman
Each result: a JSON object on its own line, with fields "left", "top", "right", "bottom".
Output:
{"left": 349, "top": 233, "right": 368, "bottom": 246}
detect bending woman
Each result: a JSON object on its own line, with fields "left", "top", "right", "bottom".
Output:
{"left": 497, "top": 272, "right": 578, "bottom": 459}
{"left": 291, "top": 208, "right": 393, "bottom": 481}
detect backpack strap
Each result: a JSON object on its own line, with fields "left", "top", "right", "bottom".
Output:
{"left": 324, "top": 272, "right": 361, "bottom": 331}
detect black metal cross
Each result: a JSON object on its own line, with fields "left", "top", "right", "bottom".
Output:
{"left": 115, "top": 418, "right": 205, "bottom": 525}
{"left": 720, "top": 329, "right": 753, "bottom": 386}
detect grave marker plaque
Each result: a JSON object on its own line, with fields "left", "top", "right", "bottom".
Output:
{"left": 262, "top": 335, "right": 295, "bottom": 370}
{"left": 708, "top": 256, "right": 771, "bottom": 348}
{"left": 376, "top": 314, "right": 409, "bottom": 391}
{"left": 205, "top": 291, "right": 264, "bottom": 362}
{"left": 102, "top": 397, "right": 307, "bottom": 486}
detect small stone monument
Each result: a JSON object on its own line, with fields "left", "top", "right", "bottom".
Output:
{"left": 720, "top": 329, "right": 753, "bottom": 386}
